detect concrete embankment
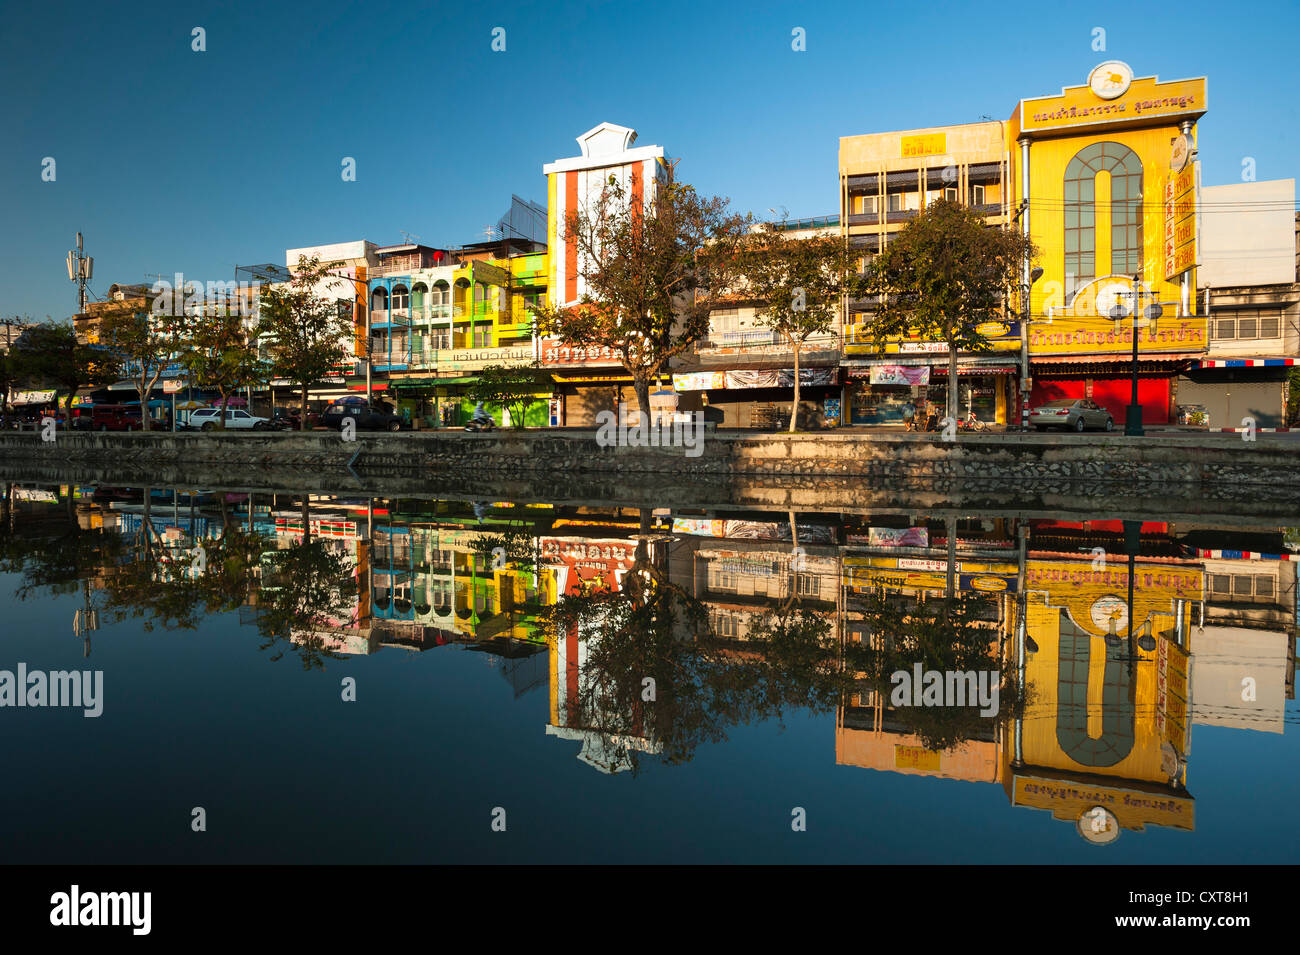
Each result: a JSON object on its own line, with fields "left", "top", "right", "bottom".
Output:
{"left": 1, "top": 430, "right": 1299, "bottom": 523}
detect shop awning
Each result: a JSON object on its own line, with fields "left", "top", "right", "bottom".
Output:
{"left": 1193, "top": 357, "right": 1297, "bottom": 368}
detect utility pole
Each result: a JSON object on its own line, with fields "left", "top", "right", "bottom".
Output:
{"left": 66, "top": 233, "right": 93, "bottom": 315}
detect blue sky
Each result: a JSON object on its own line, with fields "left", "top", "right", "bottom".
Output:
{"left": 2, "top": 0, "right": 1297, "bottom": 320}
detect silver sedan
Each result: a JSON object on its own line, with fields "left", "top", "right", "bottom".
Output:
{"left": 1030, "top": 398, "right": 1114, "bottom": 432}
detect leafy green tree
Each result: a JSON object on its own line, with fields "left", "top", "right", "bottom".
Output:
{"left": 531, "top": 176, "right": 750, "bottom": 421}
{"left": 865, "top": 199, "right": 1037, "bottom": 421}
{"left": 96, "top": 298, "right": 182, "bottom": 430}
{"left": 8, "top": 321, "right": 119, "bottom": 417}
{"left": 181, "top": 307, "right": 266, "bottom": 429}
{"left": 737, "top": 225, "right": 861, "bottom": 431}
{"left": 467, "top": 362, "right": 550, "bottom": 428}
{"left": 256, "top": 255, "right": 353, "bottom": 430}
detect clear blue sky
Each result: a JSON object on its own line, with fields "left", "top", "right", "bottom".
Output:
{"left": 2, "top": 0, "right": 1297, "bottom": 320}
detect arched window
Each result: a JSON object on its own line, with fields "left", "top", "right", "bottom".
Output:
{"left": 411, "top": 282, "right": 428, "bottom": 312}
{"left": 391, "top": 284, "right": 409, "bottom": 310}
{"left": 371, "top": 287, "right": 388, "bottom": 313}
{"left": 1063, "top": 141, "right": 1143, "bottom": 299}
{"left": 431, "top": 280, "right": 450, "bottom": 305}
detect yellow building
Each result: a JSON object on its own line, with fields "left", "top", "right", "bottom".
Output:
{"left": 838, "top": 62, "right": 1209, "bottom": 428}
{"left": 1013, "top": 63, "right": 1208, "bottom": 426}
{"left": 839, "top": 121, "right": 1017, "bottom": 426}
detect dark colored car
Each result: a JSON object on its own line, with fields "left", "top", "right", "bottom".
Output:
{"left": 319, "top": 400, "right": 405, "bottom": 432}
{"left": 70, "top": 404, "right": 143, "bottom": 432}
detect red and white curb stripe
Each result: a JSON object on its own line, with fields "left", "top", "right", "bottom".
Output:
{"left": 1196, "top": 549, "right": 1299, "bottom": 561}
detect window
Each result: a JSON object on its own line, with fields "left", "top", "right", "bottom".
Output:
{"left": 1064, "top": 142, "right": 1143, "bottom": 298}
{"left": 971, "top": 184, "right": 986, "bottom": 206}
{"left": 795, "top": 573, "right": 820, "bottom": 597}
{"left": 1211, "top": 572, "right": 1280, "bottom": 603}
{"left": 1211, "top": 309, "right": 1284, "bottom": 340}
{"left": 713, "top": 613, "right": 738, "bottom": 638}
{"left": 710, "top": 566, "right": 738, "bottom": 592}
{"left": 887, "top": 192, "right": 904, "bottom": 212}
{"left": 858, "top": 195, "right": 878, "bottom": 215}
{"left": 943, "top": 187, "right": 958, "bottom": 202}
{"left": 391, "top": 285, "right": 409, "bottom": 310}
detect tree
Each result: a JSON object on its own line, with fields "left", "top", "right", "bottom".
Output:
{"left": 531, "top": 176, "right": 750, "bottom": 422}
{"left": 8, "top": 321, "right": 119, "bottom": 417}
{"left": 181, "top": 306, "right": 266, "bottom": 429}
{"left": 96, "top": 298, "right": 182, "bottom": 430}
{"left": 256, "top": 255, "right": 354, "bottom": 430}
{"left": 737, "top": 226, "right": 861, "bottom": 431}
{"left": 467, "top": 362, "right": 550, "bottom": 429}
{"left": 865, "top": 199, "right": 1037, "bottom": 421}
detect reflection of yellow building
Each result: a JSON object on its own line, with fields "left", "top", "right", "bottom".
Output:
{"left": 838, "top": 552, "right": 1015, "bottom": 783}
{"left": 1008, "top": 557, "right": 1200, "bottom": 837}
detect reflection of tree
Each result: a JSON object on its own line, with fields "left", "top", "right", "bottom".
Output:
{"left": 541, "top": 511, "right": 853, "bottom": 772}
{"left": 1, "top": 488, "right": 358, "bottom": 668}
{"left": 255, "top": 537, "right": 359, "bottom": 670}
{"left": 845, "top": 591, "right": 1028, "bottom": 752}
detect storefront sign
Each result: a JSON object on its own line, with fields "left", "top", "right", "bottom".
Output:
{"left": 901, "top": 133, "right": 947, "bottom": 158}
{"left": 1012, "top": 775, "right": 1194, "bottom": 831}
{"left": 1019, "top": 73, "right": 1206, "bottom": 135}
{"left": 438, "top": 344, "right": 535, "bottom": 372}
{"left": 1031, "top": 277, "right": 1205, "bottom": 356}
{"left": 869, "top": 365, "right": 930, "bottom": 385}
{"left": 1164, "top": 162, "right": 1199, "bottom": 281}
{"left": 672, "top": 371, "right": 725, "bottom": 391}
{"left": 539, "top": 340, "right": 622, "bottom": 367}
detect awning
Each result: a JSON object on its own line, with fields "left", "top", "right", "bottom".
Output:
{"left": 1194, "top": 357, "right": 1297, "bottom": 368}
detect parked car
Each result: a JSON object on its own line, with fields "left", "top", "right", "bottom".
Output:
{"left": 71, "top": 404, "right": 143, "bottom": 432}
{"left": 319, "top": 400, "right": 405, "bottom": 432}
{"left": 1029, "top": 398, "right": 1114, "bottom": 432}
{"left": 185, "top": 407, "right": 271, "bottom": 431}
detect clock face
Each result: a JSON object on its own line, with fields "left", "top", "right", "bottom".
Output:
{"left": 1170, "top": 134, "right": 1190, "bottom": 172}
{"left": 1089, "top": 60, "right": 1133, "bottom": 100}
{"left": 1090, "top": 594, "right": 1129, "bottom": 634}
{"left": 1096, "top": 283, "right": 1133, "bottom": 319}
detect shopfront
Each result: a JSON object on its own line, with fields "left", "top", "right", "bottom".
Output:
{"left": 672, "top": 366, "right": 840, "bottom": 429}
{"left": 846, "top": 361, "right": 1014, "bottom": 425}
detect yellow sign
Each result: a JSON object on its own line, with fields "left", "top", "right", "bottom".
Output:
{"left": 895, "top": 745, "right": 942, "bottom": 771}
{"left": 1012, "top": 776, "right": 1195, "bottom": 831}
{"left": 1020, "top": 74, "right": 1206, "bottom": 136}
{"left": 1164, "top": 163, "right": 1199, "bottom": 280}
{"left": 1029, "top": 278, "right": 1206, "bottom": 356}
{"left": 901, "top": 133, "right": 947, "bottom": 158}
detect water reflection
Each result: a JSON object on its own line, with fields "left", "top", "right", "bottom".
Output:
{"left": 1, "top": 481, "right": 1295, "bottom": 845}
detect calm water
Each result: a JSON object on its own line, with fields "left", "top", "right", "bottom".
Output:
{"left": 1, "top": 480, "right": 1296, "bottom": 863}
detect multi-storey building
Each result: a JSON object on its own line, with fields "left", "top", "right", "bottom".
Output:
{"left": 1177, "top": 182, "right": 1298, "bottom": 427}
{"left": 839, "top": 121, "right": 1016, "bottom": 426}
{"left": 540, "top": 123, "right": 670, "bottom": 426}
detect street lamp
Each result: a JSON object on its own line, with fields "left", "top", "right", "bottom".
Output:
{"left": 1107, "top": 274, "right": 1164, "bottom": 437}
{"left": 1018, "top": 266, "right": 1044, "bottom": 431}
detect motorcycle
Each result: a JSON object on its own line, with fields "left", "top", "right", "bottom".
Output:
{"left": 464, "top": 415, "right": 496, "bottom": 433}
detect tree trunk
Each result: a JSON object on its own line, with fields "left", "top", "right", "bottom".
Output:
{"left": 301, "top": 384, "right": 309, "bottom": 431}
{"left": 947, "top": 343, "right": 958, "bottom": 424}
{"left": 138, "top": 382, "right": 150, "bottom": 431}
{"left": 217, "top": 388, "right": 228, "bottom": 430}
{"left": 633, "top": 376, "right": 651, "bottom": 428}
{"left": 789, "top": 339, "right": 801, "bottom": 433}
